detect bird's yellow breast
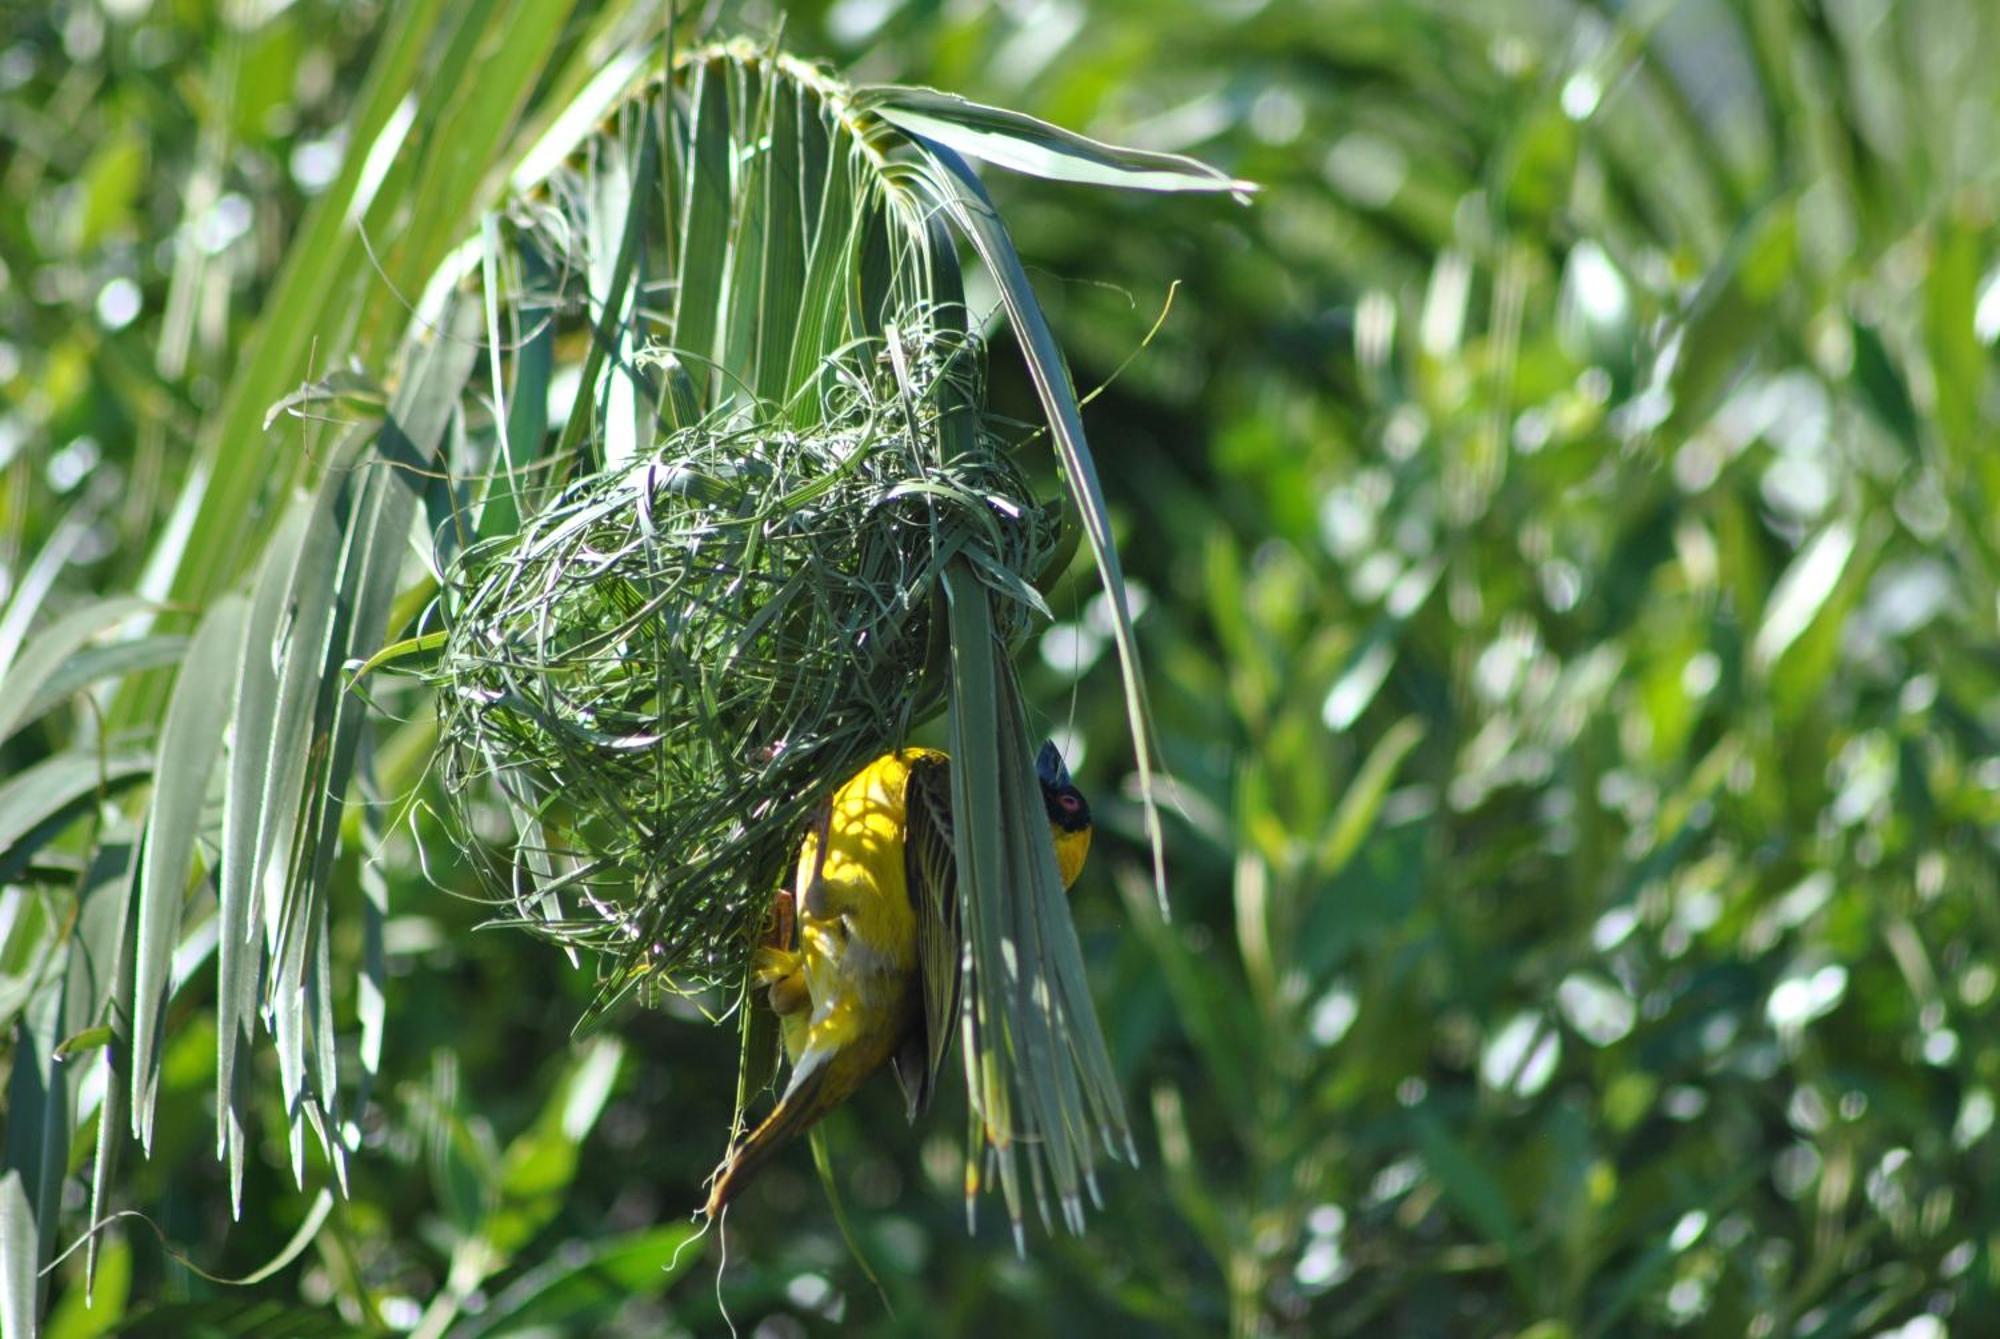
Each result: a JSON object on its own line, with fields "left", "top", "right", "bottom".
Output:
{"left": 791, "top": 750, "right": 941, "bottom": 1024}
{"left": 1053, "top": 824, "right": 1091, "bottom": 890}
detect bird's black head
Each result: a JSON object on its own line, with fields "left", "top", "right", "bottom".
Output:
{"left": 1036, "top": 740, "right": 1091, "bottom": 833}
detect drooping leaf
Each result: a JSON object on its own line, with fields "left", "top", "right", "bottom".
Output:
{"left": 857, "top": 86, "right": 1255, "bottom": 197}
{"left": 0, "top": 508, "right": 101, "bottom": 689}
{"left": 131, "top": 593, "right": 248, "bottom": 1151}
{"left": 908, "top": 141, "right": 1170, "bottom": 913}
{"left": 4, "top": 980, "right": 67, "bottom": 1328}
{"left": 0, "top": 1170, "right": 36, "bottom": 1339}
{"left": 13, "top": 639, "right": 191, "bottom": 741}
{"left": 0, "top": 754, "right": 151, "bottom": 887}
{"left": 216, "top": 504, "right": 309, "bottom": 1212}
{"left": 85, "top": 833, "right": 142, "bottom": 1299}
{"left": 0, "top": 597, "right": 157, "bottom": 746}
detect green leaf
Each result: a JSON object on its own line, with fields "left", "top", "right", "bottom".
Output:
{"left": 51, "top": 1027, "right": 112, "bottom": 1061}
{"left": 217, "top": 503, "right": 309, "bottom": 1212}
{"left": 14, "top": 639, "right": 190, "bottom": 740}
{"left": 131, "top": 594, "right": 248, "bottom": 1152}
{"left": 0, "top": 509, "right": 100, "bottom": 689}
{"left": 858, "top": 86, "right": 1255, "bottom": 197}
{"left": 227, "top": 1191, "right": 335, "bottom": 1287}
{"left": 0, "top": 597, "right": 158, "bottom": 746}
{"left": 941, "top": 564, "right": 1131, "bottom": 1239}
{"left": 250, "top": 438, "right": 369, "bottom": 970}
{"left": 1660, "top": 202, "right": 1794, "bottom": 440}
{"left": 1117, "top": 867, "right": 1260, "bottom": 1138}
{"left": 354, "top": 795, "right": 387, "bottom": 1118}
{"left": 718, "top": 53, "right": 774, "bottom": 411}
{"left": 0, "top": 754, "right": 151, "bottom": 887}
{"left": 120, "top": 0, "right": 455, "bottom": 631}
{"left": 4, "top": 979, "right": 67, "bottom": 1328}
{"left": 808, "top": 1126, "right": 891, "bottom": 1313}
{"left": 941, "top": 564, "right": 1029, "bottom": 1232}
{"left": 1315, "top": 717, "right": 1426, "bottom": 879}
{"left": 1925, "top": 210, "right": 1984, "bottom": 454}
{"left": 1, "top": 1170, "right": 35, "bottom": 1339}
{"left": 751, "top": 75, "right": 806, "bottom": 403}
{"left": 1749, "top": 519, "right": 1857, "bottom": 676}
{"left": 507, "top": 38, "right": 653, "bottom": 197}
{"left": 269, "top": 303, "right": 483, "bottom": 1186}
{"left": 65, "top": 125, "right": 146, "bottom": 252}
{"left": 5, "top": 850, "right": 130, "bottom": 1317}
{"left": 247, "top": 445, "right": 365, "bottom": 1189}
{"left": 85, "top": 834, "right": 141, "bottom": 1299}
{"left": 380, "top": 0, "right": 576, "bottom": 352}
{"left": 582, "top": 100, "right": 651, "bottom": 470}
{"left": 670, "top": 58, "right": 734, "bottom": 402}
{"left": 105, "top": 1299, "right": 347, "bottom": 1337}
{"left": 1150, "top": 1082, "right": 1229, "bottom": 1262}
{"left": 782, "top": 105, "right": 856, "bottom": 419}
{"left": 484, "top": 1038, "right": 624, "bottom": 1258}
{"left": 43, "top": 1234, "right": 128, "bottom": 1339}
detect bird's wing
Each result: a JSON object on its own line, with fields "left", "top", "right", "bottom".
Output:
{"left": 894, "top": 752, "right": 960, "bottom": 1122}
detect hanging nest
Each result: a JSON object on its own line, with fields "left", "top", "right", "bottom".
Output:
{"left": 391, "top": 35, "right": 1239, "bottom": 1224}
{"left": 431, "top": 335, "right": 1059, "bottom": 996}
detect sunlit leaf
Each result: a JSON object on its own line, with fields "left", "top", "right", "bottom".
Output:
{"left": 857, "top": 86, "right": 1255, "bottom": 197}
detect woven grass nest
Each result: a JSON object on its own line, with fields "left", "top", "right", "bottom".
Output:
{"left": 431, "top": 341, "right": 1059, "bottom": 999}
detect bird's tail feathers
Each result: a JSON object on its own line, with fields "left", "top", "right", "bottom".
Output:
{"left": 705, "top": 1047, "right": 838, "bottom": 1216}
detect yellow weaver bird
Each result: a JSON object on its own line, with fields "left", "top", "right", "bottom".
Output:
{"left": 704, "top": 741, "right": 1092, "bottom": 1216}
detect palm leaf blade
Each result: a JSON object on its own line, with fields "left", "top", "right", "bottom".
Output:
{"left": 132, "top": 593, "right": 248, "bottom": 1149}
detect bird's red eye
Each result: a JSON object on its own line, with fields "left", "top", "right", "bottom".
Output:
{"left": 1059, "top": 794, "right": 1081, "bottom": 813}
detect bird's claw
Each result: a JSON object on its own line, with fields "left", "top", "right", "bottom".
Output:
{"left": 752, "top": 945, "right": 800, "bottom": 984}
{"left": 753, "top": 945, "right": 809, "bottom": 1015}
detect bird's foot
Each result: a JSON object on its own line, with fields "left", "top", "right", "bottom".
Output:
{"left": 753, "top": 946, "right": 809, "bottom": 1015}
{"left": 752, "top": 945, "right": 801, "bottom": 984}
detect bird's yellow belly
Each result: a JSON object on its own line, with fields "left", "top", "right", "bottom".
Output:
{"left": 780, "top": 751, "right": 929, "bottom": 1068}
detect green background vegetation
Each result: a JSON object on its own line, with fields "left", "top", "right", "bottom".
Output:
{"left": 5, "top": 0, "right": 2000, "bottom": 1335}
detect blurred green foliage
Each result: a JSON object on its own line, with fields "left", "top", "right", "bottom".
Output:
{"left": 5, "top": 0, "right": 2000, "bottom": 1335}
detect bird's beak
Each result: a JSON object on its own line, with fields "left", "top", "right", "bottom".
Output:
{"left": 1035, "top": 740, "right": 1070, "bottom": 789}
